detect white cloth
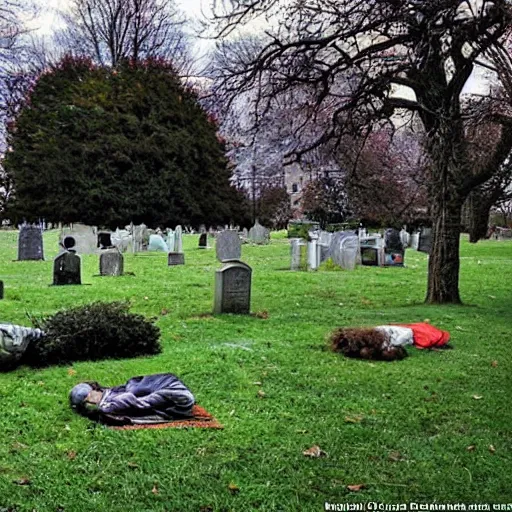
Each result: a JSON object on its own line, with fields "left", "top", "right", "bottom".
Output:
{"left": 0, "top": 324, "right": 45, "bottom": 367}
{"left": 375, "top": 325, "right": 414, "bottom": 348}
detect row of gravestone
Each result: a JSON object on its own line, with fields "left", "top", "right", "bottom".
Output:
{"left": 17, "top": 221, "right": 271, "bottom": 262}
{"left": 290, "top": 227, "right": 433, "bottom": 271}
{"left": 15, "top": 232, "right": 254, "bottom": 315}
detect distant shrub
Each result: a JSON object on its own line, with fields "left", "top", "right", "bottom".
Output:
{"left": 24, "top": 301, "right": 161, "bottom": 367}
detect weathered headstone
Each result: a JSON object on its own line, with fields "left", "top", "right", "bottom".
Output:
{"left": 417, "top": 227, "right": 432, "bottom": 254}
{"left": 99, "top": 249, "right": 124, "bottom": 276}
{"left": 400, "top": 229, "right": 410, "bottom": 248}
{"left": 384, "top": 228, "right": 405, "bottom": 266}
{"left": 214, "top": 260, "right": 252, "bottom": 315}
{"left": 174, "top": 225, "right": 183, "bottom": 253}
{"left": 132, "top": 223, "right": 148, "bottom": 253}
{"left": 60, "top": 224, "right": 97, "bottom": 254}
{"left": 97, "top": 231, "right": 112, "bottom": 249}
{"left": 330, "top": 231, "right": 360, "bottom": 270}
{"left": 0, "top": 281, "right": 3, "bottom": 300}
{"left": 111, "top": 228, "right": 132, "bottom": 253}
{"left": 53, "top": 237, "right": 81, "bottom": 285}
{"left": 17, "top": 223, "right": 44, "bottom": 261}
{"left": 216, "top": 230, "right": 242, "bottom": 262}
{"left": 290, "top": 238, "right": 307, "bottom": 271}
{"left": 198, "top": 233, "right": 208, "bottom": 249}
{"left": 168, "top": 252, "right": 185, "bottom": 266}
{"left": 248, "top": 220, "right": 270, "bottom": 244}
{"left": 148, "top": 234, "right": 168, "bottom": 252}
{"left": 410, "top": 232, "right": 420, "bottom": 250}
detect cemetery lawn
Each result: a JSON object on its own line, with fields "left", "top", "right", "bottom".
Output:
{"left": 0, "top": 230, "right": 511, "bottom": 511}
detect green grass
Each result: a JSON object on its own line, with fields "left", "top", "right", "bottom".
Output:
{"left": 0, "top": 230, "right": 511, "bottom": 511}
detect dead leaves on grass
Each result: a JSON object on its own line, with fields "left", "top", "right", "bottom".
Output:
{"left": 303, "top": 445, "right": 327, "bottom": 458}
{"left": 228, "top": 482, "right": 240, "bottom": 495}
{"left": 347, "top": 484, "right": 366, "bottom": 492}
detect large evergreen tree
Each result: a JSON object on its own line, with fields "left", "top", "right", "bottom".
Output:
{"left": 4, "top": 56, "right": 243, "bottom": 228}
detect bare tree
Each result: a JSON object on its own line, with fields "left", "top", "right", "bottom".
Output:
{"left": 57, "top": 0, "right": 192, "bottom": 73}
{"left": 209, "top": 0, "right": 512, "bottom": 304}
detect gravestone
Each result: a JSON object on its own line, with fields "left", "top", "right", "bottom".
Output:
{"left": 399, "top": 229, "right": 410, "bottom": 248}
{"left": 111, "top": 228, "right": 132, "bottom": 253}
{"left": 132, "top": 223, "right": 148, "bottom": 252}
{"left": 148, "top": 234, "right": 168, "bottom": 252}
{"left": 417, "top": 227, "right": 432, "bottom": 254}
{"left": 99, "top": 249, "right": 124, "bottom": 276}
{"left": 60, "top": 224, "right": 97, "bottom": 254}
{"left": 216, "top": 230, "right": 242, "bottom": 262}
{"left": 0, "top": 281, "right": 3, "bottom": 300}
{"left": 384, "top": 228, "right": 405, "bottom": 266}
{"left": 199, "top": 224, "right": 207, "bottom": 234}
{"left": 17, "top": 223, "right": 44, "bottom": 261}
{"left": 168, "top": 252, "right": 185, "bottom": 266}
{"left": 53, "top": 237, "right": 81, "bottom": 285}
{"left": 198, "top": 233, "right": 208, "bottom": 249}
{"left": 97, "top": 231, "right": 112, "bottom": 249}
{"left": 248, "top": 220, "right": 270, "bottom": 245}
{"left": 174, "top": 225, "right": 183, "bottom": 253}
{"left": 214, "top": 260, "right": 252, "bottom": 315}
{"left": 330, "top": 231, "right": 360, "bottom": 270}
{"left": 410, "top": 232, "right": 420, "bottom": 250}
{"left": 290, "top": 238, "right": 307, "bottom": 271}
{"left": 166, "top": 229, "right": 175, "bottom": 252}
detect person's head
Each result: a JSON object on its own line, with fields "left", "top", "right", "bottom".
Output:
{"left": 69, "top": 382, "right": 103, "bottom": 416}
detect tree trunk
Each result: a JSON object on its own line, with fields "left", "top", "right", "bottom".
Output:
{"left": 425, "top": 176, "right": 465, "bottom": 304}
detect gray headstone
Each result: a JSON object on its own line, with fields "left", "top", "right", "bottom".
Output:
{"left": 132, "top": 223, "right": 148, "bottom": 253}
{"left": 174, "top": 225, "right": 183, "bottom": 253}
{"left": 60, "top": 224, "right": 97, "bottom": 254}
{"left": 168, "top": 252, "right": 185, "bottom": 266}
{"left": 17, "top": 223, "right": 44, "bottom": 261}
{"left": 216, "top": 230, "right": 242, "bottom": 262}
{"left": 330, "top": 231, "right": 360, "bottom": 270}
{"left": 198, "top": 233, "right": 208, "bottom": 248}
{"left": 99, "top": 249, "right": 124, "bottom": 276}
{"left": 410, "top": 232, "right": 419, "bottom": 250}
{"left": 290, "top": 238, "right": 306, "bottom": 271}
{"left": 248, "top": 220, "right": 270, "bottom": 245}
{"left": 418, "top": 228, "right": 432, "bottom": 254}
{"left": 53, "top": 251, "right": 81, "bottom": 285}
{"left": 214, "top": 260, "right": 252, "bottom": 315}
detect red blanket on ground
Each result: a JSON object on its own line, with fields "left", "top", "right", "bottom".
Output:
{"left": 399, "top": 323, "right": 450, "bottom": 349}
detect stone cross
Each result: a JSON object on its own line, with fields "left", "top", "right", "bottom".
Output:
{"left": 214, "top": 260, "right": 252, "bottom": 315}
{"left": 99, "top": 249, "right": 124, "bottom": 276}
{"left": 216, "top": 230, "right": 242, "bottom": 262}
{"left": 17, "top": 223, "right": 44, "bottom": 261}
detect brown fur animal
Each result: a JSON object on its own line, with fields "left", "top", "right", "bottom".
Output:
{"left": 330, "top": 328, "right": 407, "bottom": 361}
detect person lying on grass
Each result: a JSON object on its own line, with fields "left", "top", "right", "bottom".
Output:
{"left": 330, "top": 323, "right": 450, "bottom": 361}
{"left": 70, "top": 373, "right": 195, "bottom": 425}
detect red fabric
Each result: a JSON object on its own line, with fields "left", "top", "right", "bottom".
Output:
{"left": 399, "top": 323, "right": 450, "bottom": 349}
